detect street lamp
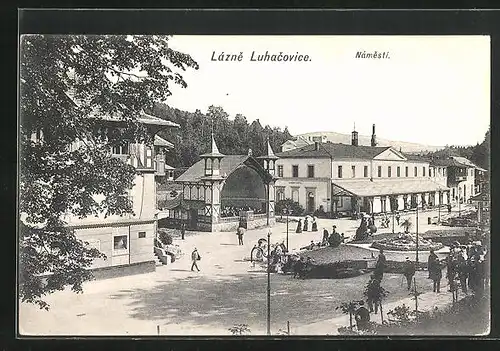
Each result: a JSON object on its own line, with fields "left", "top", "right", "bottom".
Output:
{"left": 282, "top": 208, "right": 290, "bottom": 251}
{"left": 415, "top": 201, "right": 420, "bottom": 265}
{"left": 266, "top": 228, "right": 272, "bottom": 335}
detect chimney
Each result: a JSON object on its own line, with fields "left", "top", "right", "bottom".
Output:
{"left": 351, "top": 123, "right": 359, "bottom": 146}
{"left": 314, "top": 142, "right": 320, "bottom": 151}
{"left": 371, "top": 124, "right": 377, "bottom": 147}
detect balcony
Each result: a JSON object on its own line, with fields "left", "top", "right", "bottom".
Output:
{"left": 455, "top": 175, "right": 467, "bottom": 182}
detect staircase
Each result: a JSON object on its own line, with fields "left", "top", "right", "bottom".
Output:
{"left": 154, "top": 246, "right": 173, "bottom": 266}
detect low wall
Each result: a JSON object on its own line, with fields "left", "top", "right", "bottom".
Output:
{"left": 90, "top": 260, "right": 156, "bottom": 280}
{"left": 212, "top": 217, "right": 276, "bottom": 232}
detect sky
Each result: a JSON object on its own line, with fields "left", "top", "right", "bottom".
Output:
{"left": 166, "top": 35, "right": 490, "bottom": 147}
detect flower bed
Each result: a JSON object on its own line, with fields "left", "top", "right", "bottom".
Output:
{"left": 371, "top": 233, "right": 444, "bottom": 252}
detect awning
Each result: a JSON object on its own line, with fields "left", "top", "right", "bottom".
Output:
{"left": 332, "top": 179, "right": 450, "bottom": 198}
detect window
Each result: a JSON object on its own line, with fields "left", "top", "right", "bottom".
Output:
{"left": 112, "top": 143, "right": 128, "bottom": 155}
{"left": 388, "top": 166, "right": 392, "bottom": 178}
{"left": 292, "top": 165, "right": 299, "bottom": 178}
{"left": 397, "top": 166, "right": 401, "bottom": 177}
{"left": 423, "top": 167, "right": 426, "bottom": 177}
{"left": 113, "top": 235, "right": 128, "bottom": 250}
{"left": 308, "top": 165, "right": 315, "bottom": 178}
{"left": 138, "top": 231, "right": 146, "bottom": 238}
{"left": 414, "top": 167, "right": 417, "bottom": 177}
{"left": 338, "top": 165, "right": 343, "bottom": 178}
{"left": 277, "top": 165, "right": 284, "bottom": 177}
{"left": 292, "top": 189, "right": 299, "bottom": 202}
{"left": 351, "top": 165, "right": 356, "bottom": 178}
{"left": 364, "top": 166, "right": 368, "bottom": 177}
{"left": 405, "top": 166, "right": 409, "bottom": 177}
{"left": 378, "top": 166, "right": 382, "bottom": 177}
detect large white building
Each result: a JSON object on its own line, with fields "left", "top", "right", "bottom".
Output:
{"left": 275, "top": 125, "right": 454, "bottom": 215}
{"left": 60, "top": 112, "right": 178, "bottom": 277}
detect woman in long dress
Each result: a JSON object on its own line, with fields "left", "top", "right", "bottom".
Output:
{"left": 303, "top": 217, "right": 309, "bottom": 231}
{"left": 311, "top": 216, "right": 318, "bottom": 232}
{"left": 296, "top": 218, "right": 303, "bottom": 233}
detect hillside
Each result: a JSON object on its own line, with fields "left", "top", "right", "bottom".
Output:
{"left": 297, "top": 131, "right": 445, "bottom": 153}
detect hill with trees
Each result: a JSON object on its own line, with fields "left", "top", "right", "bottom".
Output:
{"left": 150, "top": 103, "right": 293, "bottom": 168}
{"left": 408, "top": 127, "right": 490, "bottom": 171}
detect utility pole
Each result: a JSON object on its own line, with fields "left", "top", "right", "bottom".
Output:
{"left": 286, "top": 209, "right": 289, "bottom": 251}
{"left": 438, "top": 191, "right": 441, "bottom": 223}
{"left": 416, "top": 204, "right": 419, "bottom": 265}
{"left": 266, "top": 228, "right": 271, "bottom": 335}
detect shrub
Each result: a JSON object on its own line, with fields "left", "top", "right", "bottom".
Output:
{"left": 275, "top": 198, "right": 304, "bottom": 216}
{"left": 228, "top": 324, "right": 251, "bottom": 335}
{"left": 157, "top": 229, "right": 173, "bottom": 245}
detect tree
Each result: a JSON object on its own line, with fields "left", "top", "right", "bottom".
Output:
{"left": 364, "top": 275, "right": 389, "bottom": 323}
{"left": 19, "top": 35, "right": 198, "bottom": 309}
{"left": 336, "top": 300, "right": 364, "bottom": 329}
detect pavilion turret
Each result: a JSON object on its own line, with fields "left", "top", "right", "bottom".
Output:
{"left": 257, "top": 138, "right": 279, "bottom": 177}
{"left": 201, "top": 134, "right": 225, "bottom": 179}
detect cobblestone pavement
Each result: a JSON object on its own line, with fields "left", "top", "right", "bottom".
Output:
{"left": 19, "top": 205, "right": 473, "bottom": 336}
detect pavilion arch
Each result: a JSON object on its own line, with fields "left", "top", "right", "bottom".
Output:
{"left": 221, "top": 164, "right": 267, "bottom": 212}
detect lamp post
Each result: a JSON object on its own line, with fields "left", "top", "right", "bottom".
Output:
{"left": 282, "top": 208, "right": 289, "bottom": 251}
{"left": 415, "top": 202, "right": 420, "bottom": 265}
{"left": 438, "top": 191, "right": 442, "bottom": 224}
{"left": 266, "top": 228, "right": 272, "bottom": 335}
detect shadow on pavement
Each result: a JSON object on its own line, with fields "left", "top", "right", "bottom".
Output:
{"left": 105, "top": 271, "right": 441, "bottom": 332}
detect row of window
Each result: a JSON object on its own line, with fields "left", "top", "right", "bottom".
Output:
{"left": 278, "top": 164, "right": 449, "bottom": 179}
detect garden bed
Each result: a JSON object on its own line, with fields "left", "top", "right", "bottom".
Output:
{"left": 371, "top": 233, "right": 444, "bottom": 252}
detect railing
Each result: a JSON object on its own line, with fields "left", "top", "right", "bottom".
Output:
{"left": 219, "top": 216, "right": 240, "bottom": 223}
{"left": 455, "top": 175, "right": 467, "bottom": 182}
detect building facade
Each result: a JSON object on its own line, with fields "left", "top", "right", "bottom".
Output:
{"left": 62, "top": 112, "right": 179, "bottom": 276}
{"left": 275, "top": 125, "right": 451, "bottom": 216}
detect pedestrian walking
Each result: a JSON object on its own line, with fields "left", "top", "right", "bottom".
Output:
{"left": 295, "top": 219, "right": 303, "bottom": 233}
{"left": 395, "top": 212, "right": 401, "bottom": 226}
{"left": 191, "top": 247, "right": 201, "bottom": 272}
{"left": 374, "top": 249, "right": 386, "bottom": 281}
{"left": 311, "top": 216, "right": 318, "bottom": 231}
{"left": 402, "top": 257, "right": 416, "bottom": 290}
{"left": 428, "top": 249, "right": 442, "bottom": 293}
{"left": 180, "top": 222, "right": 186, "bottom": 240}
{"left": 355, "top": 301, "right": 371, "bottom": 331}
{"left": 303, "top": 216, "right": 309, "bottom": 231}
{"left": 457, "top": 254, "right": 469, "bottom": 294}
{"left": 236, "top": 225, "right": 245, "bottom": 245}
{"left": 322, "top": 228, "right": 329, "bottom": 245}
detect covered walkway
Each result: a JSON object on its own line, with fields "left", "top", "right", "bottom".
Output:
{"left": 331, "top": 179, "right": 451, "bottom": 214}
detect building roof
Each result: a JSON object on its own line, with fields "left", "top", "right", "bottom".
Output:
{"left": 176, "top": 155, "right": 249, "bottom": 182}
{"left": 154, "top": 135, "right": 174, "bottom": 148}
{"left": 331, "top": 179, "right": 449, "bottom": 197}
{"left": 281, "top": 136, "right": 312, "bottom": 149}
{"left": 470, "top": 192, "right": 489, "bottom": 202}
{"left": 200, "top": 134, "right": 224, "bottom": 158}
{"left": 276, "top": 141, "right": 390, "bottom": 159}
{"left": 257, "top": 139, "right": 279, "bottom": 160}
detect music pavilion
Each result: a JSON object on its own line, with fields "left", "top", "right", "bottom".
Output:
{"left": 172, "top": 136, "right": 279, "bottom": 232}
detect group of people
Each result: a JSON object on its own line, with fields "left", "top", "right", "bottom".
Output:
{"left": 295, "top": 215, "right": 318, "bottom": 233}
{"left": 221, "top": 206, "right": 265, "bottom": 218}
{"left": 445, "top": 241, "right": 487, "bottom": 297}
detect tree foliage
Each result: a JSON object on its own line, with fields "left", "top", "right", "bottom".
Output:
{"left": 19, "top": 35, "right": 198, "bottom": 309}
{"left": 150, "top": 104, "right": 293, "bottom": 168}
{"left": 415, "top": 127, "right": 490, "bottom": 170}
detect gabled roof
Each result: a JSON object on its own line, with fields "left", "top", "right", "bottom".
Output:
{"left": 200, "top": 134, "right": 224, "bottom": 158}
{"left": 154, "top": 135, "right": 174, "bottom": 148}
{"left": 429, "top": 156, "right": 483, "bottom": 169}
{"left": 176, "top": 155, "right": 249, "bottom": 182}
{"left": 276, "top": 141, "right": 390, "bottom": 159}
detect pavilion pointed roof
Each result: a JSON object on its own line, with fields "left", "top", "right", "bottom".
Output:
{"left": 257, "top": 138, "right": 279, "bottom": 160}
{"left": 200, "top": 134, "right": 224, "bottom": 158}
